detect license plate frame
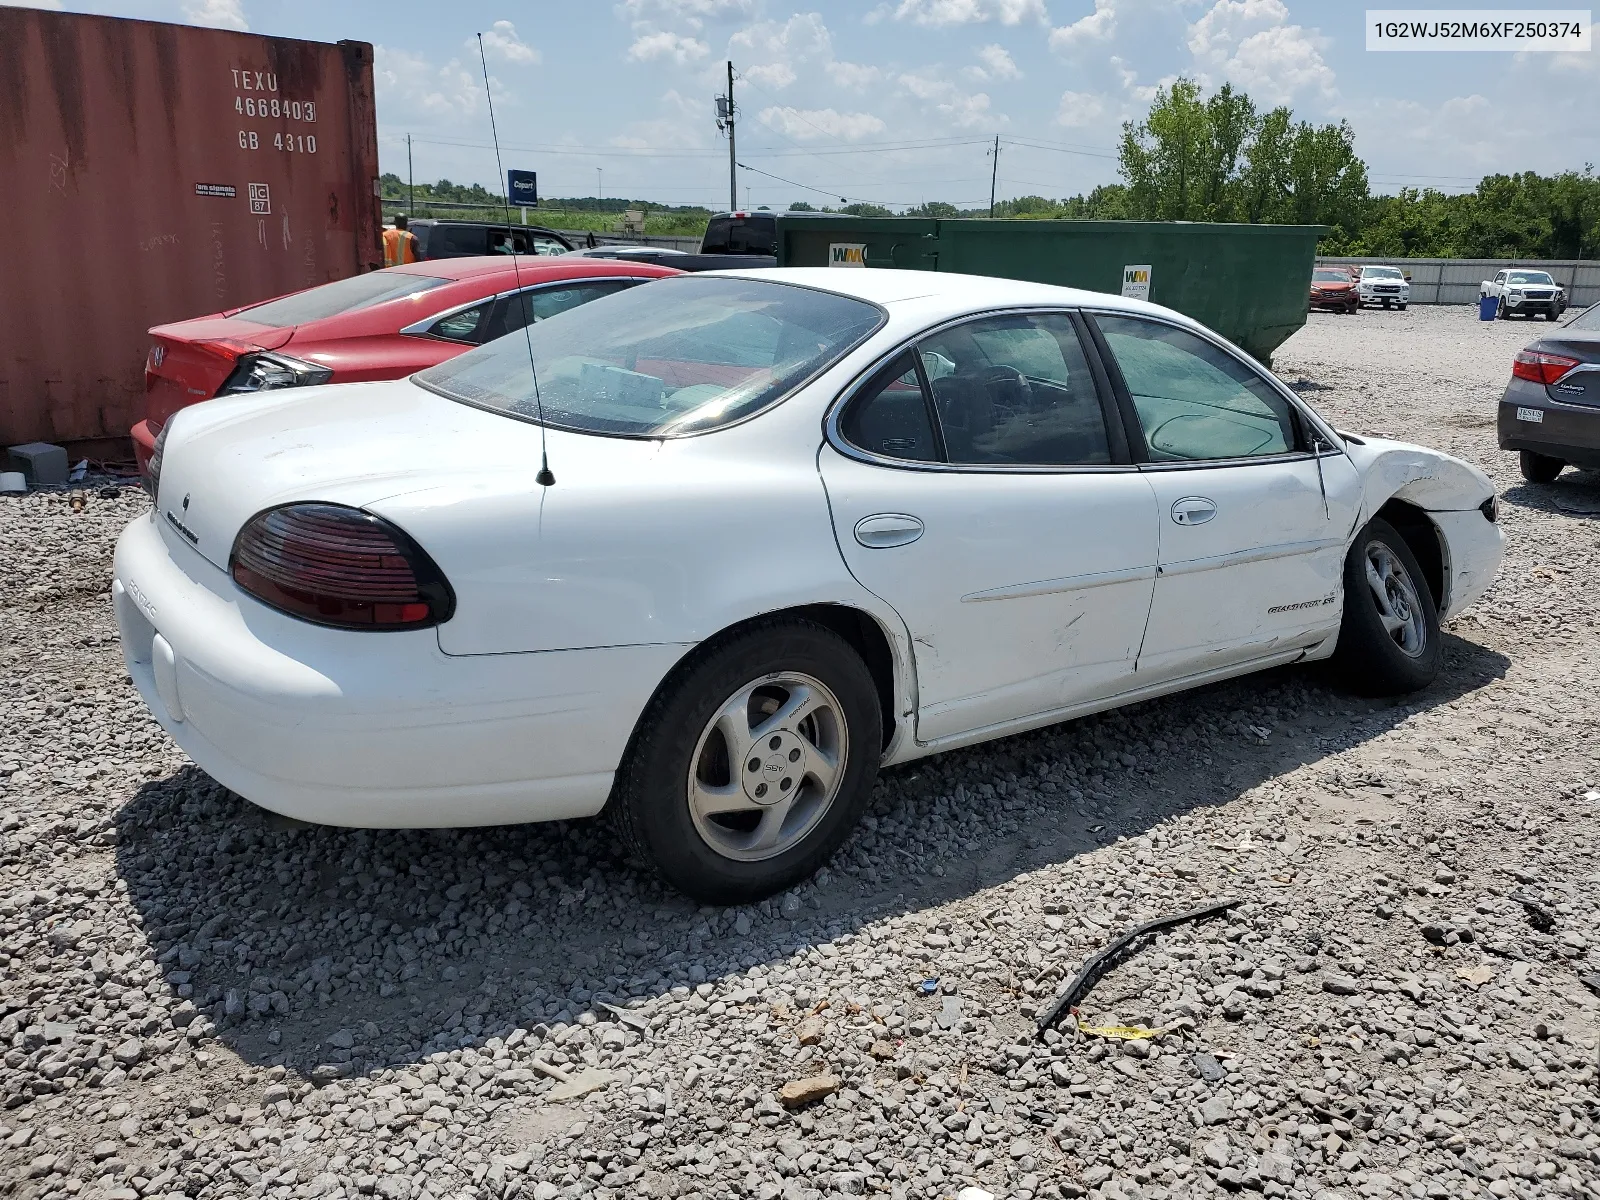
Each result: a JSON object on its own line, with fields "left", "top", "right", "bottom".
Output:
{"left": 1516, "top": 407, "right": 1544, "bottom": 423}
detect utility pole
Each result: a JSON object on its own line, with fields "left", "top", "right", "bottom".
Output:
{"left": 716, "top": 62, "right": 737, "bottom": 212}
{"left": 597, "top": 168, "right": 603, "bottom": 200}
{"left": 407, "top": 133, "right": 414, "bottom": 217}
{"left": 988, "top": 135, "right": 1000, "bottom": 218}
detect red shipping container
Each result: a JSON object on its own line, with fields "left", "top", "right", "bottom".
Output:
{"left": 0, "top": 8, "right": 382, "bottom": 458}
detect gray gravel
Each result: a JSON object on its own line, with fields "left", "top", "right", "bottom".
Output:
{"left": 3, "top": 303, "right": 1599, "bottom": 1200}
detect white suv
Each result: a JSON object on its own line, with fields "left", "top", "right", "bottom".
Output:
{"left": 1357, "top": 265, "right": 1410, "bottom": 310}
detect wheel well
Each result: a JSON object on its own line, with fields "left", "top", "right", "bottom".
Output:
{"left": 687, "top": 605, "right": 899, "bottom": 751}
{"left": 1375, "top": 499, "right": 1445, "bottom": 611}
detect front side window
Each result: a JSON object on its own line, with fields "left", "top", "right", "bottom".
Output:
{"left": 1094, "top": 314, "right": 1298, "bottom": 462}
{"left": 919, "top": 313, "right": 1111, "bottom": 466}
{"left": 418, "top": 276, "right": 883, "bottom": 437}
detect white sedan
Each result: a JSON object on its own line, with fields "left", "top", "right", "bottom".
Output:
{"left": 113, "top": 269, "right": 1503, "bottom": 902}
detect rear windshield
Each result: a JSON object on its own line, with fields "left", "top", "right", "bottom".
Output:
{"left": 233, "top": 271, "right": 449, "bottom": 327}
{"left": 702, "top": 215, "right": 777, "bottom": 255}
{"left": 1566, "top": 304, "right": 1600, "bottom": 331}
{"left": 416, "top": 276, "right": 883, "bottom": 437}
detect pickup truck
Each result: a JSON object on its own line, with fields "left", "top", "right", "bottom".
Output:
{"left": 1481, "top": 269, "right": 1567, "bottom": 321}
{"left": 1356, "top": 264, "right": 1409, "bottom": 310}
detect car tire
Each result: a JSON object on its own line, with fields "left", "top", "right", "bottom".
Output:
{"left": 1398, "top": 303, "right": 1408, "bottom": 311}
{"left": 1497, "top": 297, "right": 1509, "bottom": 319}
{"left": 611, "top": 618, "right": 883, "bottom": 904}
{"left": 1382, "top": 300, "right": 1391, "bottom": 310}
{"left": 1520, "top": 450, "right": 1564, "bottom": 483}
{"left": 1330, "top": 518, "right": 1442, "bottom": 696}
{"left": 1546, "top": 307, "right": 1561, "bottom": 321}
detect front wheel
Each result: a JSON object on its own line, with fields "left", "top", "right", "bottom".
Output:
{"left": 1520, "top": 450, "right": 1564, "bottom": 483}
{"left": 1398, "top": 303, "right": 1408, "bottom": 311}
{"left": 1330, "top": 519, "right": 1442, "bottom": 696}
{"left": 1546, "top": 306, "right": 1562, "bottom": 322}
{"left": 611, "top": 619, "right": 882, "bottom": 904}
{"left": 1497, "top": 298, "right": 1509, "bottom": 319}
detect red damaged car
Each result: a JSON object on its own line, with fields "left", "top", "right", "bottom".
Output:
{"left": 1308, "top": 266, "right": 1358, "bottom": 314}
{"left": 134, "top": 257, "right": 679, "bottom": 473}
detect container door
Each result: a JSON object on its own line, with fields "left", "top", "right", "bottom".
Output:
{"left": 1089, "top": 312, "right": 1361, "bottom": 682}
{"left": 820, "top": 314, "right": 1160, "bottom": 744}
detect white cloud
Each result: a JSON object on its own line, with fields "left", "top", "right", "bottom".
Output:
{"left": 968, "top": 43, "right": 1022, "bottom": 81}
{"left": 627, "top": 30, "right": 710, "bottom": 64}
{"left": 898, "top": 70, "right": 1005, "bottom": 127}
{"left": 827, "top": 61, "right": 883, "bottom": 90}
{"left": 0, "top": 0, "right": 67, "bottom": 9}
{"left": 182, "top": 0, "right": 247, "bottom": 30}
{"left": 1055, "top": 89, "right": 1106, "bottom": 127}
{"left": 893, "top": 0, "right": 1047, "bottom": 27}
{"left": 615, "top": 0, "right": 756, "bottom": 30}
{"left": 730, "top": 13, "right": 833, "bottom": 60}
{"left": 758, "top": 105, "right": 887, "bottom": 140}
{"left": 1049, "top": 0, "right": 1116, "bottom": 52}
{"left": 374, "top": 45, "right": 485, "bottom": 120}
{"left": 610, "top": 89, "right": 714, "bottom": 151}
{"left": 744, "top": 62, "right": 798, "bottom": 88}
{"left": 476, "top": 20, "right": 539, "bottom": 66}
{"left": 1186, "top": 0, "right": 1334, "bottom": 103}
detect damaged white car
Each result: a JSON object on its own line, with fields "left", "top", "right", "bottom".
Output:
{"left": 113, "top": 270, "right": 1503, "bottom": 902}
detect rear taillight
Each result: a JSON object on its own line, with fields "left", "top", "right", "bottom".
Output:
{"left": 220, "top": 352, "right": 333, "bottom": 395}
{"left": 229, "top": 503, "right": 454, "bottom": 630}
{"left": 1513, "top": 349, "right": 1580, "bottom": 385}
{"left": 143, "top": 422, "right": 169, "bottom": 501}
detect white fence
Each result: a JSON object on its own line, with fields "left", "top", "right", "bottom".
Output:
{"left": 1317, "top": 257, "right": 1600, "bottom": 308}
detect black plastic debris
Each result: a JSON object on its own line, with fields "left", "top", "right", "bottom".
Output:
{"left": 1035, "top": 898, "right": 1241, "bottom": 1038}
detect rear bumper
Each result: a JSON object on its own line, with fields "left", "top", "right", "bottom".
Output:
{"left": 111, "top": 514, "right": 689, "bottom": 828}
{"left": 1498, "top": 380, "right": 1600, "bottom": 469}
{"left": 131, "top": 420, "right": 158, "bottom": 476}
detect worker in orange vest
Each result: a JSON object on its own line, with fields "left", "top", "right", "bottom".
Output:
{"left": 383, "top": 214, "right": 420, "bottom": 266}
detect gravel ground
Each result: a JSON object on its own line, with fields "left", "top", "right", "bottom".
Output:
{"left": 3, "top": 303, "right": 1600, "bottom": 1200}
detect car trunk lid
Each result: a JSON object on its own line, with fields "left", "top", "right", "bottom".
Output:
{"left": 145, "top": 318, "right": 295, "bottom": 433}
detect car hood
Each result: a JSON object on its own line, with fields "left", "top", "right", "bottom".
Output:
{"left": 150, "top": 378, "right": 662, "bottom": 573}
{"left": 1311, "top": 281, "right": 1353, "bottom": 290}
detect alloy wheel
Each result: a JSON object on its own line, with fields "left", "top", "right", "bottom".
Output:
{"left": 686, "top": 672, "right": 849, "bottom": 862}
{"left": 1365, "top": 543, "right": 1428, "bottom": 658}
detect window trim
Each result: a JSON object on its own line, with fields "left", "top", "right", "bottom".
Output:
{"left": 824, "top": 305, "right": 1137, "bottom": 475}
{"left": 1082, "top": 307, "right": 1346, "bottom": 473}
{"left": 398, "top": 276, "right": 661, "bottom": 342}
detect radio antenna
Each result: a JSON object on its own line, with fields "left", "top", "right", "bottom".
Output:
{"left": 478, "top": 33, "right": 554, "bottom": 487}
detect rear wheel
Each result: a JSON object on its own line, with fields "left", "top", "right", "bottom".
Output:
{"left": 1520, "top": 450, "right": 1564, "bottom": 483}
{"left": 1330, "top": 519, "right": 1442, "bottom": 696}
{"left": 611, "top": 619, "right": 882, "bottom": 904}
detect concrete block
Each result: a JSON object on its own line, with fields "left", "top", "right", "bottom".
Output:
{"left": 6, "top": 442, "right": 69, "bottom": 487}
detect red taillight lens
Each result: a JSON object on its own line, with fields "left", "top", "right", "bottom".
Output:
{"left": 1513, "top": 349, "right": 1580, "bottom": 385}
{"left": 229, "top": 503, "right": 454, "bottom": 630}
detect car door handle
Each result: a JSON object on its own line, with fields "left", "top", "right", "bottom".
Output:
{"left": 854, "top": 513, "right": 924, "bottom": 548}
{"left": 1171, "top": 496, "right": 1217, "bottom": 526}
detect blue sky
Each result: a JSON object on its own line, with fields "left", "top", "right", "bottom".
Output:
{"left": 10, "top": 0, "right": 1600, "bottom": 209}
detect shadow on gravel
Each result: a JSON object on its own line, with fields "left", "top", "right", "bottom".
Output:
{"left": 111, "top": 633, "right": 1509, "bottom": 1083}
{"left": 1502, "top": 471, "right": 1600, "bottom": 518}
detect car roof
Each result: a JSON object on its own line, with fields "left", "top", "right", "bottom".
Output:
{"left": 698, "top": 266, "right": 1194, "bottom": 321}
{"left": 387, "top": 256, "right": 669, "bottom": 281}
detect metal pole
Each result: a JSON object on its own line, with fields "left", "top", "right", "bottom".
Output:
{"left": 727, "top": 60, "right": 737, "bottom": 212}
{"left": 407, "top": 133, "right": 414, "bottom": 217}
{"left": 597, "top": 168, "right": 602, "bottom": 200}
{"left": 989, "top": 135, "right": 999, "bottom": 218}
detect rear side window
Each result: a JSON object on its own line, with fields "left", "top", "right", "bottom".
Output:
{"left": 702, "top": 215, "right": 777, "bottom": 255}
{"left": 839, "top": 352, "right": 939, "bottom": 462}
{"left": 1095, "top": 314, "right": 1298, "bottom": 462}
{"left": 484, "top": 280, "right": 640, "bottom": 342}
{"left": 234, "top": 272, "right": 449, "bottom": 327}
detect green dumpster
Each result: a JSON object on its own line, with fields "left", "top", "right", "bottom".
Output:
{"left": 770, "top": 216, "right": 1322, "bottom": 364}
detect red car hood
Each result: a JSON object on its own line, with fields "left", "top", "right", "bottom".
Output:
{"left": 144, "top": 317, "right": 296, "bottom": 435}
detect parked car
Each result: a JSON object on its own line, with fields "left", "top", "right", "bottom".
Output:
{"left": 134, "top": 257, "right": 678, "bottom": 474}
{"left": 1356, "top": 265, "right": 1410, "bottom": 310}
{"left": 1498, "top": 301, "right": 1600, "bottom": 481}
{"left": 115, "top": 270, "right": 1502, "bottom": 903}
{"left": 1309, "top": 266, "right": 1358, "bottom": 313}
{"left": 564, "top": 245, "right": 688, "bottom": 260}
{"left": 1481, "top": 268, "right": 1567, "bottom": 321}
{"left": 402, "top": 218, "right": 574, "bottom": 260}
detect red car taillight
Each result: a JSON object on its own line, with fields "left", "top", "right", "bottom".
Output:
{"left": 1512, "top": 349, "right": 1580, "bottom": 385}
{"left": 229, "top": 503, "right": 454, "bottom": 631}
